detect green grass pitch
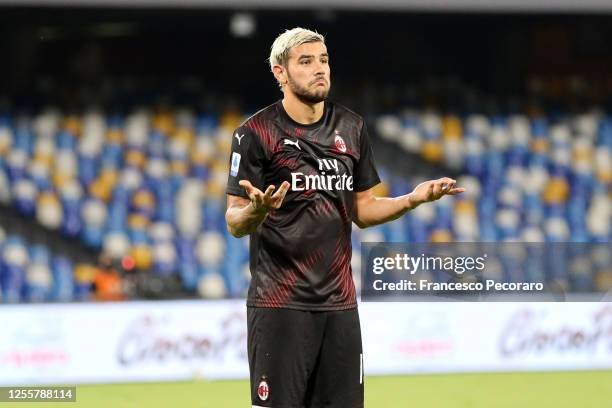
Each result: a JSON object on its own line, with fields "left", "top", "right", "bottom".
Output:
{"left": 6, "top": 371, "right": 611, "bottom": 407}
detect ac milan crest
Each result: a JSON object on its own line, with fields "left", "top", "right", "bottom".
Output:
{"left": 257, "top": 377, "right": 270, "bottom": 401}
{"left": 334, "top": 131, "right": 347, "bottom": 153}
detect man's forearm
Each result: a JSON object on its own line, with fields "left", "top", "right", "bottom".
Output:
{"left": 354, "top": 193, "right": 420, "bottom": 228}
{"left": 226, "top": 203, "right": 268, "bottom": 238}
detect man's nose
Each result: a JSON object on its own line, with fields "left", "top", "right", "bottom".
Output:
{"left": 313, "top": 60, "right": 326, "bottom": 75}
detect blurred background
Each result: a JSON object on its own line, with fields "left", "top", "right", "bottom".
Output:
{"left": 0, "top": 1, "right": 610, "bottom": 407}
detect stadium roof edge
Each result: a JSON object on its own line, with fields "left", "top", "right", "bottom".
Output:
{"left": 2, "top": 0, "right": 612, "bottom": 13}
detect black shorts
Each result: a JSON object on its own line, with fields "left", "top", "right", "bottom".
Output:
{"left": 247, "top": 307, "right": 364, "bottom": 408}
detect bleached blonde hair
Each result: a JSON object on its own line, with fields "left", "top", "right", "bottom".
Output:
{"left": 269, "top": 27, "right": 325, "bottom": 71}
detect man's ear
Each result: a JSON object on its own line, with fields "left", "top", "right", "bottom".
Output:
{"left": 272, "top": 64, "right": 287, "bottom": 86}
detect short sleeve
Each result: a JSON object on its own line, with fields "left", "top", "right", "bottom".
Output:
{"left": 226, "top": 126, "right": 267, "bottom": 199}
{"left": 354, "top": 123, "right": 381, "bottom": 192}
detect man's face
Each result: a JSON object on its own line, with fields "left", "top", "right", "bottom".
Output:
{"left": 284, "top": 41, "right": 331, "bottom": 104}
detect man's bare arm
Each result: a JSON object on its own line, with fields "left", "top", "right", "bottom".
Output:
{"left": 353, "top": 177, "right": 465, "bottom": 228}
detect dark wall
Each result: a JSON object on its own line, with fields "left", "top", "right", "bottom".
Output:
{"left": 1, "top": 7, "right": 611, "bottom": 111}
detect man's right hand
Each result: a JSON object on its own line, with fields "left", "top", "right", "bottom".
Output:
{"left": 239, "top": 180, "right": 291, "bottom": 214}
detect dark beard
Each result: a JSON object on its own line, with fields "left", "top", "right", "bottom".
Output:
{"left": 287, "top": 74, "right": 329, "bottom": 104}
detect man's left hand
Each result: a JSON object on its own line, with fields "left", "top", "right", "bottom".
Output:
{"left": 409, "top": 177, "right": 465, "bottom": 207}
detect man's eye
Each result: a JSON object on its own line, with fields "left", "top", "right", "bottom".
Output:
{"left": 301, "top": 60, "right": 310, "bottom": 65}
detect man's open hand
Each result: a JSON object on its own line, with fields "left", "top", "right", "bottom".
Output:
{"left": 239, "top": 180, "right": 291, "bottom": 214}
{"left": 409, "top": 177, "right": 465, "bottom": 206}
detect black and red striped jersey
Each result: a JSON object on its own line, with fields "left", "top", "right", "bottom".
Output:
{"left": 226, "top": 100, "right": 380, "bottom": 311}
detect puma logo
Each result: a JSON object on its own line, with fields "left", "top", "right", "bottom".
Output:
{"left": 283, "top": 139, "right": 301, "bottom": 150}
{"left": 234, "top": 133, "right": 245, "bottom": 145}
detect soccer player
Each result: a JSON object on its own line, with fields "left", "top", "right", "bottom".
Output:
{"left": 225, "top": 27, "right": 464, "bottom": 408}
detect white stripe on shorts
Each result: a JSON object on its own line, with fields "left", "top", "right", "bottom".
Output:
{"left": 360, "top": 353, "right": 363, "bottom": 384}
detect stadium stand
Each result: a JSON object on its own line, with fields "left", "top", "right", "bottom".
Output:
{"left": 0, "top": 77, "right": 610, "bottom": 302}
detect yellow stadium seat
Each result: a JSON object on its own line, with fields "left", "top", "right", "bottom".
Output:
{"left": 37, "top": 191, "right": 59, "bottom": 206}
{"left": 531, "top": 138, "right": 549, "bottom": 154}
{"left": 454, "top": 199, "right": 477, "bottom": 216}
{"left": 63, "top": 116, "right": 81, "bottom": 137}
{"left": 52, "top": 172, "right": 73, "bottom": 190}
{"left": 106, "top": 129, "right": 124, "bottom": 143}
{"left": 421, "top": 141, "right": 444, "bottom": 163}
{"left": 594, "top": 269, "right": 612, "bottom": 292}
{"left": 596, "top": 167, "right": 612, "bottom": 183}
{"left": 442, "top": 115, "right": 463, "bottom": 140}
{"left": 131, "top": 190, "right": 155, "bottom": 209}
{"left": 33, "top": 153, "right": 54, "bottom": 168}
{"left": 89, "top": 179, "right": 112, "bottom": 202}
{"left": 74, "top": 263, "right": 97, "bottom": 283}
{"left": 542, "top": 177, "right": 570, "bottom": 204}
{"left": 190, "top": 150, "right": 209, "bottom": 166}
{"left": 130, "top": 245, "right": 153, "bottom": 270}
{"left": 430, "top": 229, "right": 453, "bottom": 242}
{"left": 220, "top": 111, "right": 242, "bottom": 131}
{"left": 125, "top": 149, "right": 146, "bottom": 168}
{"left": 170, "top": 160, "right": 188, "bottom": 176}
{"left": 100, "top": 168, "right": 119, "bottom": 186}
{"left": 153, "top": 111, "right": 175, "bottom": 135}
{"left": 173, "top": 127, "right": 195, "bottom": 145}
{"left": 128, "top": 213, "right": 149, "bottom": 229}
{"left": 372, "top": 182, "right": 389, "bottom": 197}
